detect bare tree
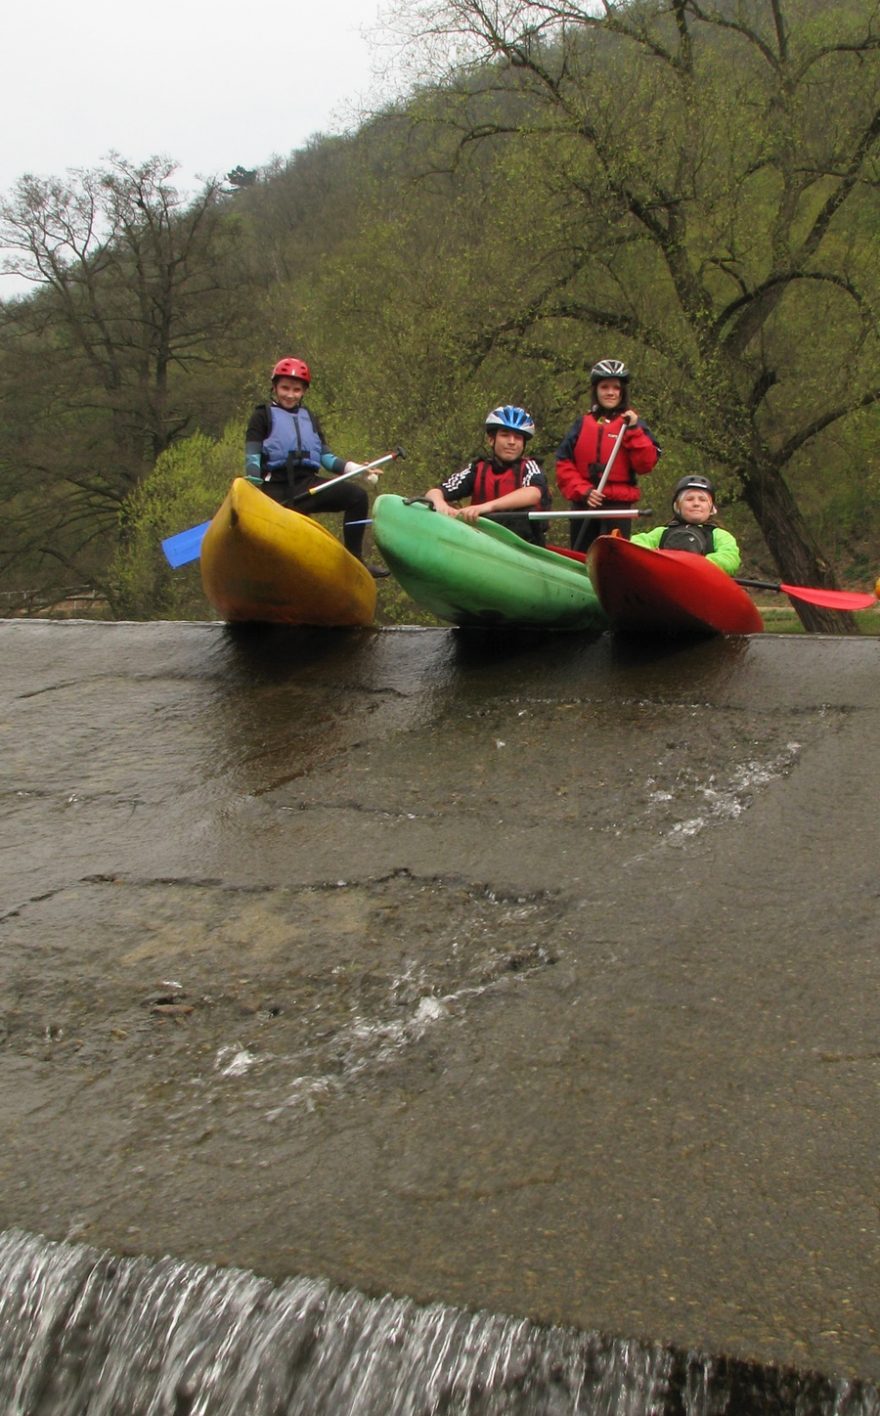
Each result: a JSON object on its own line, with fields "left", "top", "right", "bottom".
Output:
{"left": 0, "top": 155, "right": 247, "bottom": 598}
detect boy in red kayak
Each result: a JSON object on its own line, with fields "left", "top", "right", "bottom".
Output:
{"left": 423, "top": 405, "right": 551, "bottom": 544}
{"left": 555, "top": 358, "right": 661, "bottom": 552}
{"left": 630, "top": 475, "right": 741, "bottom": 574}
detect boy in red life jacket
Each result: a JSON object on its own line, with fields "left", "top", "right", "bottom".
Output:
{"left": 555, "top": 358, "right": 661, "bottom": 553}
{"left": 424, "top": 405, "right": 551, "bottom": 545}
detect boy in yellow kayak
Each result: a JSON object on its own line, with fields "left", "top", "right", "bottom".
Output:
{"left": 245, "top": 356, "right": 389, "bottom": 577}
{"left": 630, "top": 475, "right": 741, "bottom": 574}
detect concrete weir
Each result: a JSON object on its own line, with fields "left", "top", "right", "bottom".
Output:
{"left": 1, "top": 619, "right": 879, "bottom": 1394}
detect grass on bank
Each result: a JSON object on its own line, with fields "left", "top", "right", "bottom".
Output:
{"left": 755, "top": 604, "right": 880, "bottom": 635}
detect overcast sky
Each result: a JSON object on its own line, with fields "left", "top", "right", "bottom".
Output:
{"left": 1, "top": 0, "right": 398, "bottom": 292}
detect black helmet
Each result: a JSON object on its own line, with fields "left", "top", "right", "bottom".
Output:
{"left": 590, "top": 358, "right": 629, "bottom": 385}
{"left": 672, "top": 475, "right": 715, "bottom": 510}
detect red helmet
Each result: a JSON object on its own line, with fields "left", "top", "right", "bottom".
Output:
{"left": 271, "top": 357, "right": 311, "bottom": 385}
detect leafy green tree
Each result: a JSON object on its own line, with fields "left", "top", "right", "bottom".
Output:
{"left": 226, "top": 166, "right": 258, "bottom": 189}
{"left": 109, "top": 426, "right": 241, "bottom": 619}
{"left": 386, "top": 0, "right": 880, "bottom": 629}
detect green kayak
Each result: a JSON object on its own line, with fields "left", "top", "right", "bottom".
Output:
{"left": 372, "top": 495, "right": 608, "bottom": 631}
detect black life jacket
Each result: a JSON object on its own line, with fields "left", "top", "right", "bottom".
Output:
{"left": 659, "top": 521, "right": 716, "bottom": 556}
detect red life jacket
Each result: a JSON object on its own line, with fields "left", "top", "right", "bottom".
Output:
{"left": 469, "top": 458, "right": 545, "bottom": 545}
{"left": 571, "top": 416, "right": 637, "bottom": 493}
{"left": 471, "top": 458, "right": 526, "bottom": 503}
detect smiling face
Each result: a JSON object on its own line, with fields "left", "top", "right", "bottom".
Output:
{"left": 676, "top": 489, "right": 714, "bottom": 524}
{"left": 595, "top": 379, "right": 624, "bottom": 412}
{"left": 273, "top": 376, "right": 307, "bottom": 410}
{"left": 489, "top": 428, "right": 527, "bottom": 463}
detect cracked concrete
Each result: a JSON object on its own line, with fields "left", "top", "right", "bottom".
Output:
{"left": 1, "top": 619, "right": 879, "bottom": 1385}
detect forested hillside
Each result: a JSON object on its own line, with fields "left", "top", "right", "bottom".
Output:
{"left": 1, "top": 0, "right": 878, "bottom": 629}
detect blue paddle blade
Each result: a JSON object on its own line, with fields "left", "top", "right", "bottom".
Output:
{"left": 161, "top": 520, "right": 211, "bottom": 568}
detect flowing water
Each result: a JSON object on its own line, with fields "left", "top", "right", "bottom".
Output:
{"left": 1, "top": 619, "right": 879, "bottom": 1409}
{"left": 1, "top": 1230, "right": 876, "bottom": 1414}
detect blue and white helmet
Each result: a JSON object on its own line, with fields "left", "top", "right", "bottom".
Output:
{"left": 485, "top": 405, "right": 535, "bottom": 440}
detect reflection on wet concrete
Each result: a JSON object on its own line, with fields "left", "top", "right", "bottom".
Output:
{"left": 1, "top": 619, "right": 879, "bottom": 1390}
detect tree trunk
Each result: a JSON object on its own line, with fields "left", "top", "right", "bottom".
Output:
{"left": 741, "top": 458, "right": 858, "bottom": 634}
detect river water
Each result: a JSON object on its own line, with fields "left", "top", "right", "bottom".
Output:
{"left": 1, "top": 619, "right": 879, "bottom": 1408}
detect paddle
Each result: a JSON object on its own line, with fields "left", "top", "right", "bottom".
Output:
{"left": 344, "top": 508, "right": 654, "bottom": 529}
{"left": 161, "top": 448, "right": 405, "bottom": 569}
{"left": 304, "top": 445, "right": 405, "bottom": 496}
{"left": 483, "top": 508, "right": 652, "bottom": 523}
{"left": 595, "top": 420, "right": 630, "bottom": 495}
{"left": 734, "top": 577, "right": 879, "bottom": 611}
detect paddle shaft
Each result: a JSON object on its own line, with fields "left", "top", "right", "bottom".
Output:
{"left": 570, "top": 421, "right": 632, "bottom": 554}
{"left": 304, "top": 446, "right": 405, "bottom": 496}
{"left": 346, "top": 508, "right": 653, "bottom": 529}
{"left": 595, "top": 420, "right": 630, "bottom": 496}
{"left": 488, "top": 508, "right": 651, "bottom": 522}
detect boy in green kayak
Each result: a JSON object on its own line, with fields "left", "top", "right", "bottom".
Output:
{"left": 423, "top": 405, "right": 551, "bottom": 544}
{"left": 630, "top": 475, "right": 741, "bottom": 574}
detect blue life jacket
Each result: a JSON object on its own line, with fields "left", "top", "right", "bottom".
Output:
{"left": 262, "top": 405, "right": 324, "bottom": 473}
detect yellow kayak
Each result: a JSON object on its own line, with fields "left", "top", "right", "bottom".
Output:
{"left": 200, "top": 478, "right": 377, "bottom": 626}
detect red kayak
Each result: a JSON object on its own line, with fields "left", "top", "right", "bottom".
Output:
{"left": 588, "top": 534, "right": 764, "bottom": 635}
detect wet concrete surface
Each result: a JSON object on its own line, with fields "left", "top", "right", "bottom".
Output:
{"left": 1, "top": 619, "right": 879, "bottom": 1384}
